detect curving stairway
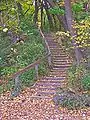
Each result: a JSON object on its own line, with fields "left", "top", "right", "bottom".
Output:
{"left": 34, "top": 34, "right": 72, "bottom": 97}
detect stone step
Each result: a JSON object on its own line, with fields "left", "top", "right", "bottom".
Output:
{"left": 50, "top": 47, "right": 63, "bottom": 49}
{"left": 53, "top": 61, "right": 71, "bottom": 65}
{"left": 38, "top": 80, "right": 65, "bottom": 84}
{"left": 53, "top": 59, "right": 72, "bottom": 63}
{"left": 36, "top": 91, "right": 56, "bottom": 96}
{"left": 53, "top": 65, "right": 71, "bottom": 68}
{"left": 52, "top": 55, "right": 68, "bottom": 57}
{"left": 49, "top": 74, "right": 66, "bottom": 77}
{"left": 51, "top": 50, "right": 65, "bottom": 52}
{"left": 49, "top": 46, "right": 60, "bottom": 49}
{"left": 48, "top": 43, "right": 58, "bottom": 45}
{"left": 50, "top": 69, "right": 66, "bottom": 72}
{"left": 37, "top": 87, "right": 56, "bottom": 91}
{"left": 52, "top": 67, "right": 69, "bottom": 71}
{"left": 52, "top": 53, "right": 67, "bottom": 56}
{"left": 46, "top": 41, "right": 57, "bottom": 44}
{"left": 36, "top": 82, "right": 61, "bottom": 87}
{"left": 49, "top": 71, "right": 67, "bottom": 77}
{"left": 41, "top": 76, "right": 65, "bottom": 80}
{"left": 52, "top": 57, "right": 69, "bottom": 60}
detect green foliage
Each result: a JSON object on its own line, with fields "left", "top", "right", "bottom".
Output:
{"left": 72, "top": 3, "right": 83, "bottom": 12}
{"left": 49, "top": 6, "right": 65, "bottom": 15}
{"left": 0, "top": 17, "right": 47, "bottom": 94}
{"left": 81, "top": 75, "right": 90, "bottom": 91}
{"left": 0, "top": 67, "right": 18, "bottom": 77}
{"left": 0, "top": 80, "right": 14, "bottom": 94}
{"left": 20, "top": 69, "right": 36, "bottom": 87}
{"left": 54, "top": 88, "right": 90, "bottom": 110}
{"left": 67, "top": 65, "right": 87, "bottom": 91}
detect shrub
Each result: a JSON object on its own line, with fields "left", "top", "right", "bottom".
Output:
{"left": 53, "top": 88, "right": 90, "bottom": 110}
{"left": 81, "top": 74, "right": 90, "bottom": 91}
{"left": 67, "top": 64, "right": 86, "bottom": 92}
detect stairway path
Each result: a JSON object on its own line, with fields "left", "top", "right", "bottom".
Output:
{"left": 34, "top": 34, "right": 72, "bottom": 98}
{"left": 1, "top": 34, "right": 89, "bottom": 120}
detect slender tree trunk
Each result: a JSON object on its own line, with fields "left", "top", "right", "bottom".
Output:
{"left": 45, "top": 0, "right": 68, "bottom": 31}
{"left": 34, "top": 0, "right": 38, "bottom": 25}
{"left": 64, "top": 0, "right": 82, "bottom": 65}
{"left": 52, "top": 15, "right": 57, "bottom": 30}
{"left": 41, "top": 0, "right": 43, "bottom": 30}
{"left": 43, "top": 0, "right": 54, "bottom": 30}
{"left": 17, "top": 2, "right": 23, "bottom": 18}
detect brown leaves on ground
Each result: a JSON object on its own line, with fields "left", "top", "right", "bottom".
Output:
{"left": 0, "top": 88, "right": 90, "bottom": 120}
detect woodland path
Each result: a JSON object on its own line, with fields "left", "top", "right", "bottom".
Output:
{"left": 34, "top": 33, "right": 72, "bottom": 97}
{"left": 0, "top": 34, "right": 90, "bottom": 120}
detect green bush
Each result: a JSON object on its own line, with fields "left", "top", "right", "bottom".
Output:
{"left": 67, "top": 65, "right": 86, "bottom": 91}
{"left": 53, "top": 88, "right": 90, "bottom": 110}
{"left": 0, "top": 18, "right": 47, "bottom": 94}
{"left": 81, "top": 75, "right": 90, "bottom": 91}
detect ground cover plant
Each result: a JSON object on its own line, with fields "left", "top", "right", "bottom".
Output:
{"left": 0, "top": 17, "right": 48, "bottom": 94}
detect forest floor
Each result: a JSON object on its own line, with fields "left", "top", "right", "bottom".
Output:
{"left": 0, "top": 87, "right": 90, "bottom": 120}
{"left": 0, "top": 34, "right": 90, "bottom": 120}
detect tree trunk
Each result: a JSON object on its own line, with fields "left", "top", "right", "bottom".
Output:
{"left": 43, "top": 0, "right": 54, "bottom": 29}
{"left": 41, "top": 0, "right": 43, "bottom": 30}
{"left": 64, "top": 0, "right": 82, "bottom": 65}
{"left": 34, "top": 0, "right": 39, "bottom": 25}
{"left": 46, "top": 0, "right": 68, "bottom": 31}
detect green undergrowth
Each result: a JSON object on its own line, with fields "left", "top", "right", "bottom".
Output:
{"left": 53, "top": 64, "right": 90, "bottom": 110}
{"left": 0, "top": 18, "right": 48, "bottom": 94}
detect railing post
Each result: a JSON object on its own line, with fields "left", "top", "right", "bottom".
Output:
{"left": 48, "top": 54, "right": 52, "bottom": 68}
{"left": 35, "top": 64, "right": 39, "bottom": 80}
{"left": 11, "top": 75, "right": 21, "bottom": 97}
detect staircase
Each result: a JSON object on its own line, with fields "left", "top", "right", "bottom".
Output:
{"left": 34, "top": 34, "right": 72, "bottom": 98}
